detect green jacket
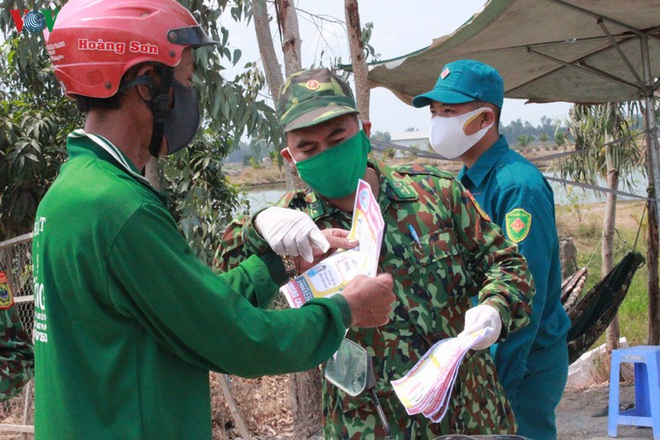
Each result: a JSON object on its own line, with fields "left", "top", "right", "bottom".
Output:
{"left": 218, "top": 160, "right": 535, "bottom": 438}
{"left": 32, "top": 130, "right": 349, "bottom": 439}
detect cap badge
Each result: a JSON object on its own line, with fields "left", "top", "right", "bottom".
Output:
{"left": 441, "top": 67, "right": 450, "bottom": 79}
{"left": 305, "top": 80, "right": 320, "bottom": 91}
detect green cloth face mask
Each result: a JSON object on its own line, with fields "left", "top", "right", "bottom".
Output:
{"left": 294, "top": 129, "right": 371, "bottom": 199}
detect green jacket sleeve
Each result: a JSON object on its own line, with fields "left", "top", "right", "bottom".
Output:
{"left": 106, "top": 202, "right": 346, "bottom": 378}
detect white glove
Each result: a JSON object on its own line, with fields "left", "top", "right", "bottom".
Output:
{"left": 254, "top": 207, "right": 329, "bottom": 262}
{"left": 460, "top": 304, "right": 502, "bottom": 350}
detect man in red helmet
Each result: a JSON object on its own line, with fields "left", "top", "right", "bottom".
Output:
{"left": 32, "top": 0, "right": 395, "bottom": 438}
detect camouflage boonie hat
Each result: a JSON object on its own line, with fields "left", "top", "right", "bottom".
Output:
{"left": 277, "top": 68, "right": 358, "bottom": 132}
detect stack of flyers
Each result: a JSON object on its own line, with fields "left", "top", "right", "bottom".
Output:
{"left": 390, "top": 327, "right": 494, "bottom": 422}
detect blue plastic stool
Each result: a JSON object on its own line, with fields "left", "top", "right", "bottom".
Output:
{"left": 608, "top": 345, "right": 660, "bottom": 439}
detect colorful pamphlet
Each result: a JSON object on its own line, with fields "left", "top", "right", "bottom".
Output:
{"left": 391, "top": 327, "right": 494, "bottom": 422}
{"left": 280, "top": 179, "right": 384, "bottom": 308}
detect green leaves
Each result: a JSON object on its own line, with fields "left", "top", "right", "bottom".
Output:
{"left": 0, "top": 13, "right": 81, "bottom": 239}
{"left": 516, "top": 135, "right": 533, "bottom": 147}
{"left": 0, "top": 0, "right": 283, "bottom": 266}
{"left": 558, "top": 103, "right": 645, "bottom": 191}
{"left": 0, "top": 92, "right": 72, "bottom": 240}
{"left": 161, "top": 132, "right": 242, "bottom": 265}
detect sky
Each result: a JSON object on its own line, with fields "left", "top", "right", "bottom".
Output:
{"left": 220, "top": 0, "right": 572, "bottom": 136}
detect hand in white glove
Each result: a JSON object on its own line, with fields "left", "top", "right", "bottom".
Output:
{"left": 254, "top": 207, "right": 329, "bottom": 262}
{"left": 459, "top": 304, "right": 502, "bottom": 350}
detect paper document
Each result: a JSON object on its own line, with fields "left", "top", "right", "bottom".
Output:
{"left": 391, "top": 327, "right": 494, "bottom": 423}
{"left": 280, "top": 179, "right": 384, "bottom": 308}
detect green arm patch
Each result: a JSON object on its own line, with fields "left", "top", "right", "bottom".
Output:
{"left": 505, "top": 208, "right": 532, "bottom": 243}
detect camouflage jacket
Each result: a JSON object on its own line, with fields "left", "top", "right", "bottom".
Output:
{"left": 0, "top": 270, "right": 34, "bottom": 402}
{"left": 217, "top": 160, "right": 534, "bottom": 438}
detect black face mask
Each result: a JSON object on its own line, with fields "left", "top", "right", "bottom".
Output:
{"left": 163, "top": 79, "right": 200, "bottom": 154}
{"left": 119, "top": 73, "right": 200, "bottom": 156}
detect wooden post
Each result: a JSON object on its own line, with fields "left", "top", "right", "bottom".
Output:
{"left": 216, "top": 374, "right": 251, "bottom": 439}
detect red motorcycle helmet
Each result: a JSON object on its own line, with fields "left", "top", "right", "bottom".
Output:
{"left": 45, "top": 0, "right": 216, "bottom": 99}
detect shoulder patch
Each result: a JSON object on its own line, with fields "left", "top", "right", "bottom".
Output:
{"left": 0, "top": 271, "right": 14, "bottom": 310}
{"left": 505, "top": 208, "right": 532, "bottom": 243}
{"left": 467, "top": 191, "right": 491, "bottom": 222}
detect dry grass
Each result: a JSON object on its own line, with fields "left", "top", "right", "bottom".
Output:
{"left": 229, "top": 166, "right": 286, "bottom": 189}
{"left": 211, "top": 374, "right": 294, "bottom": 440}
{"left": 556, "top": 199, "right": 651, "bottom": 347}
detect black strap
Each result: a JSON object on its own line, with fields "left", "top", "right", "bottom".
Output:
{"left": 146, "top": 67, "right": 174, "bottom": 157}
{"left": 117, "top": 67, "right": 174, "bottom": 157}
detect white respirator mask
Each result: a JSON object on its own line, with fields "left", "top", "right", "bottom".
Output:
{"left": 428, "top": 107, "right": 493, "bottom": 159}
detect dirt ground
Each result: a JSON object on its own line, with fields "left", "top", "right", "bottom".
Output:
{"left": 556, "top": 381, "right": 654, "bottom": 440}
{"left": 0, "top": 374, "right": 653, "bottom": 439}
{"left": 210, "top": 372, "right": 656, "bottom": 440}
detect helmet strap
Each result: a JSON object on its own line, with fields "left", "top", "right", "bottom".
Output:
{"left": 146, "top": 67, "right": 174, "bottom": 157}
{"left": 116, "top": 66, "right": 175, "bottom": 157}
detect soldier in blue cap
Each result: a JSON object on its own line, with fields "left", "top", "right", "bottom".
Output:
{"left": 413, "top": 59, "right": 572, "bottom": 440}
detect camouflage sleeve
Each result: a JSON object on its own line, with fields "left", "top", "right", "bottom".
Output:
{"left": 213, "top": 211, "right": 274, "bottom": 272}
{"left": 214, "top": 191, "right": 308, "bottom": 272}
{"left": 448, "top": 178, "right": 534, "bottom": 338}
{"left": 0, "top": 284, "right": 34, "bottom": 401}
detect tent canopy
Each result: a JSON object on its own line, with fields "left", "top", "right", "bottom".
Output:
{"left": 366, "top": 0, "right": 660, "bottom": 246}
{"left": 367, "top": 0, "right": 660, "bottom": 105}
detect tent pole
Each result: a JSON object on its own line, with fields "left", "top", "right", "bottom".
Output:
{"left": 640, "top": 35, "right": 660, "bottom": 246}
{"left": 641, "top": 33, "right": 660, "bottom": 344}
{"left": 641, "top": 35, "right": 660, "bottom": 242}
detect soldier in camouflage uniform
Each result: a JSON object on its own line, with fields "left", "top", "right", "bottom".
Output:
{"left": 0, "top": 265, "right": 34, "bottom": 401}
{"left": 217, "top": 68, "right": 535, "bottom": 438}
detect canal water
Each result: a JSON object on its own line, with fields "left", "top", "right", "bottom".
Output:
{"left": 240, "top": 171, "right": 648, "bottom": 215}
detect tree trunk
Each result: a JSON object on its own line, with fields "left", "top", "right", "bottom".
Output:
{"left": 272, "top": 0, "right": 305, "bottom": 191}
{"left": 144, "top": 157, "right": 163, "bottom": 191}
{"left": 603, "top": 135, "right": 619, "bottom": 352}
{"left": 276, "top": 0, "right": 302, "bottom": 77}
{"left": 559, "top": 237, "right": 578, "bottom": 281}
{"left": 289, "top": 367, "right": 323, "bottom": 438}
{"left": 344, "top": 0, "right": 369, "bottom": 120}
{"left": 258, "top": 3, "right": 319, "bottom": 433}
{"left": 252, "top": 0, "right": 283, "bottom": 101}
{"left": 643, "top": 100, "right": 660, "bottom": 344}
{"left": 252, "top": 0, "right": 306, "bottom": 191}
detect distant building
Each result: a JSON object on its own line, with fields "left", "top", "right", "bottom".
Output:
{"left": 390, "top": 131, "right": 430, "bottom": 150}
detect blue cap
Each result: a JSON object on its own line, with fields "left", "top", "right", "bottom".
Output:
{"left": 412, "top": 60, "right": 504, "bottom": 108}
